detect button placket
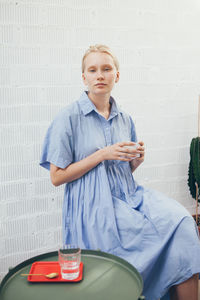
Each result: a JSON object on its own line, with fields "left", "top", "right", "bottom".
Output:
{"left": 104, "top": 123, "right": 112, "bottom": 146}
{"left": 98, "top": 114, "right": 112, "bottom": 147}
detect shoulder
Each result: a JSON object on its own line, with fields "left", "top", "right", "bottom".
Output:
{"left": 118, "top": 108, "right": 135, "bottom": 125}
{"left": 117, "top": 107, "right": 136, "bottom": 134}
{"left": 52, "top": 100, "right": 81, "bottom": 126}
{"left": 56, "top": 100, "right": 80, "bottom": 118}
{"left": 120, "top": 109, "right": 131, "bottom": 119}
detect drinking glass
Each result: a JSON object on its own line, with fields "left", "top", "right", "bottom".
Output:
{"left": 58, "top": 245, "right": 81, "bottom": 280}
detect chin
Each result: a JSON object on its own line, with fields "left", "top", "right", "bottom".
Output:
{"left": 94, "top": 88, "right": 112, "bottom": 95}
{"left": 95, "top": 91, "right": 111, "bottom": 96}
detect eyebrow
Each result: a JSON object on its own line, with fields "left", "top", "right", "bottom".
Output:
{"left": 87, "top": 64, "right": 113, "bottom": 69}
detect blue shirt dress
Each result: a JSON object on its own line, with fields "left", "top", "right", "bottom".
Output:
{"left": 40, "top": 91, "right": 200, "bottom": 300}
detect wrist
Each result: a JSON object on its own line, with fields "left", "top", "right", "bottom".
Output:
{"left": 97, "top": 148, "right": 106, "bottom": 162}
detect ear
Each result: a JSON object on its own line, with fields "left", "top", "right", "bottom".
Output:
{"left": 82, "top": 73, "right": 87, "bottom": 86}
{"left": 115, "top": 71, "right": 120, "bottom": 83}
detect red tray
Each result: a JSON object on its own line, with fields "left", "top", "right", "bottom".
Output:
{"left": 26, "top": 261, "right": 83, "bottom": 283}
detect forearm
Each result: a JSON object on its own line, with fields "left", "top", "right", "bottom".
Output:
{"left": 130, "top": 160, "right": 142, "bottom": 173}
{"left": 50, "top": 148, "right": 105, "bottom": 186}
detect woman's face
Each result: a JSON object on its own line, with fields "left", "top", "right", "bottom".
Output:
{"left": 82, "top": 52, "right": 119, "bottom": 96}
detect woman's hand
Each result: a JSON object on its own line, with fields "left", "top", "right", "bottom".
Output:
{"left": 134, "top": 141, "right": 145, "bottom": 162}
{"left": 101, "top": 141, "right": 142, "bottom": 161}
{"left": 129, "top": 141, "right": 145, "bottom": 172}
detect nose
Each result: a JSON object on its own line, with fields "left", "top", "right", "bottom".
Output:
{"left": 96, "top": 70, "right": 104, "bottom": 80}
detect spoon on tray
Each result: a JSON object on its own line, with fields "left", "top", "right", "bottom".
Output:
{"left": 21, "top": 272, "right": 59, "bottom": 279}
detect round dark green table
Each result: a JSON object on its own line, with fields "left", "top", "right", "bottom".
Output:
{"left": 0, "top": 249, "right": 144, "bottom": 300}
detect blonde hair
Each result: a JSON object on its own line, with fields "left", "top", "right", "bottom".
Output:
{"left": 82, "top": 44, "right": 119, "bottom": 73}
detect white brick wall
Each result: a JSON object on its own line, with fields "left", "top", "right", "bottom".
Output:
{"left": 0, "top": 0, "right": 200, "bottom": 281}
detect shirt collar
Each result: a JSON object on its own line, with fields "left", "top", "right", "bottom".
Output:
{"left": 78, "top": 91, "right": 122, "bottom": 118}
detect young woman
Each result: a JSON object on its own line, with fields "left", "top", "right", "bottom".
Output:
{"left": 40, "top": 44, "right": 200, "bottom": 300}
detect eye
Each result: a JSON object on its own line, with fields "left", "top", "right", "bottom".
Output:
{"left": 89, "top": 69, "right": 95, "bottom": 72}
{"left": 104, "top": 68, "right": 110, "bottom": 71}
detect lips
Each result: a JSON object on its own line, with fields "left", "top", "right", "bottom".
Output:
{"left": 95, "top": 83, "right": 106, "bottom": 86}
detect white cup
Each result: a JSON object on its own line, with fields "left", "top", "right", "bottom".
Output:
{"left": 123, "top": 143, "right": 140, "bottom": 160}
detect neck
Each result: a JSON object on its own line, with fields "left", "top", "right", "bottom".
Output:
{"left": 87, "top": 91, "right": 111, "bottom": 113}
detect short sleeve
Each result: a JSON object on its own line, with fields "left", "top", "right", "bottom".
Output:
{"left": 40, "top": 110, "right": 73, "bottom": 171}
{"left": 129, "top": 116, "right": 137, "bottom": 142}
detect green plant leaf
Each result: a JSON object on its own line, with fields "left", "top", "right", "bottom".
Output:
{"left": 188, "top": 137, "right": 200, "bottom": 201}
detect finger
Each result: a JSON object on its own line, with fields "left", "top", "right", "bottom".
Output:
{"left": 137, "top": 150, "right": 145, "bottom": 156}
{"left": 137, "top": 150, "right": 145, "bottom": 155}
{"left": 117, "top": 142, "right": 128, "bottom": 147}
{"left": 118, "top": 141, "right": 137, "bottom": 147}
{"left": 119, "top": 146, "right": 141, "bottom": 154}
{"left": 122, "top": 147, "right": 144, "bottom": 155}
{"left": 117, "top": 147, "right": 136, "bottom": 154}
{"left": 118, "top": 157, "right": 133, "bottom": 161}
{"left": 136, "top": 147, "right": 145, "bottom": 154}
{"left": 137, "top": 145, "right": 144, "bottom": 150}
{"left": 119, "top": 148, "right": 139, "bottom": 155}
{"left": 136, "top": 153, "right": 145, "bottom": 160}
{"left": 118, "top": 153, "right": 137, "bottom": 159}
